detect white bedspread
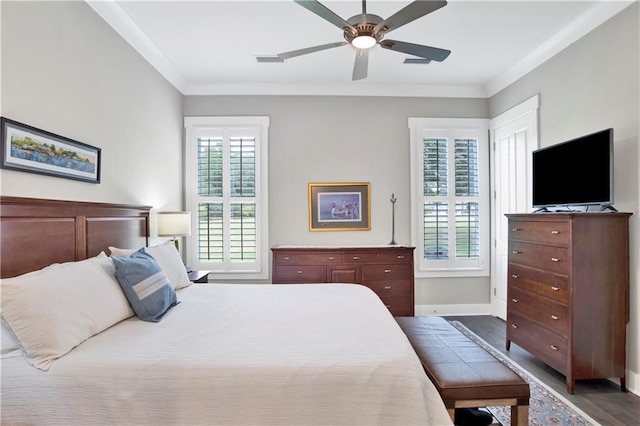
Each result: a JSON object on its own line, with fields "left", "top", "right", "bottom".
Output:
{"left": 1, "top": 283, "right": 451, "bottom": 425}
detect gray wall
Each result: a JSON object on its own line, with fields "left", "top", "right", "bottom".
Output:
{"left": 184, "top": 96, "right": 491, "bottom": 304}
{"left": 490, "top": 2, "right": 640, "bottom": 387}
{"left": 0, "top": 0, "right": 184, "bottom": 240}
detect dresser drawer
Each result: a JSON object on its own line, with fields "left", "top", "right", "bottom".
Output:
{"left": 508, "top": 263, "right": 570, "bottom": 304}
{"left": 508, "top": 286, "right": 569, "bottom": 336}
{"left": 366, "top": 280, "right": 412, "bottom": 298}
{"left": 362, "top": 263, "right": 412, "bottom": 280}
{"left": 509, "top": 220, "right": 570, "bottom": 245}
{"left": 378, "top": 296, "right": 413, "bottom": 316}
{"left": 345, "top": 250, "right": 412, "bottom": 264}
{"left": 508, "top": 312, "right": 567, "bottom": 374}
{"left": 274, "top": 251, "right": 343, "bottom": 265}
{"left": 273, "top": 265, "right": 326, "bottom": 282}
{"left": 509, "top": 241, "right": 570, "bottom": 275}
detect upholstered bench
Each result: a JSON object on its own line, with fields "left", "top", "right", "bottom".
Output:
{"left": 396, "top": 316, "right": 530, "bottom": 426}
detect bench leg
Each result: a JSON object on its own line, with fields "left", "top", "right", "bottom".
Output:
{"left": 510, "top": 404, "right": 528, "bottom": 426}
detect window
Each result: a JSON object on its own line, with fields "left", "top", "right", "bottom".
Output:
{"left": 184, "top": 116, "right": 269, "bottom": 279}
{"left": 409, "top": 118, "right": 489, "bottom": 277}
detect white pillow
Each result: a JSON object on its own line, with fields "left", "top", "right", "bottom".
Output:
{"left": 1, "top": 317, "right": 23, "bottom": 359}
{"left": 0, "top": 252, "right": 134, "bottom": 370}
{"left": 109, "top": 241, "right": 192, "bottom": 290}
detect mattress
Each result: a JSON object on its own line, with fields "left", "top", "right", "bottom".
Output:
{"left": 1, "top": 283, "right": 451, "bottom": 425}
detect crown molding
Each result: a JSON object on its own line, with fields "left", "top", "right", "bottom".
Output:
{"left": 183, "top": 82, "right": 488, "bottom": 98}
{"left": 86, "top": 0, "right": 189, "bottom": 93}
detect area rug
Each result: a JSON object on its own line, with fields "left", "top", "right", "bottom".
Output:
{"left": 449, "top": 321, "right": 600, "bottom": 426}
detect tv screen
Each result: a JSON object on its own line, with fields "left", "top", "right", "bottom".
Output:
{"left": 532, "top": 128, "right": 613, "bottom": 209}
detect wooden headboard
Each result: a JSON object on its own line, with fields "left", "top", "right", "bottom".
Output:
{"left": 0, "top": 196, "right": 151, "bottom": 278}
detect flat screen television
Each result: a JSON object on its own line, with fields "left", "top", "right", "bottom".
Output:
{"left": 532, "top": 128, "right": 613, "bottom": 209}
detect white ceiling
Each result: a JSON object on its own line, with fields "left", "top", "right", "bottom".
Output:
{"left": 87, "top": 0, "right": 635, "bottom": 97}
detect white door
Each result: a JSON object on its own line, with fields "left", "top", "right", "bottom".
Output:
{"left": 490, "top": 95, "right": 539, "bottom": 320}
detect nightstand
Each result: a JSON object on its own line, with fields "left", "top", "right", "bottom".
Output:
{"left": 188, "top": 270, "right": 210, "bottom": 283}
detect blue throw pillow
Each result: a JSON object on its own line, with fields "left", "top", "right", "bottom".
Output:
{"left": 112, "top": 250, "right": 179, "bottom": 322}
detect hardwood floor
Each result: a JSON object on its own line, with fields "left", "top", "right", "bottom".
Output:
{"left": 445, "top": 315, "right": 640, "bottom": 426}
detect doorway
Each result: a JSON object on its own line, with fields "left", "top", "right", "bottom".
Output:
{"left": 489, "top": 95, "right": 539, "bottom": 319}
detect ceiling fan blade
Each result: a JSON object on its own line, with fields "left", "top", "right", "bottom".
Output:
{"left": 294, "top": 0, "right": 355, "bottom": 32}
{"left": 277, "top": 41, "right": 348, "bottom": 60}
{"left": 352, "top": 49, "right": 369, "bottom": 81}
{"left": 256, "top": 56, "right": 285, "bottom": 63}
{"left": 380, "top": 39, "right": 450, "bottom": 62}
{"left": 404, "top": 58, "right": 432, "bottom": 64}
{"left": 373, "top": 0, "right": 447, "bottom": 35}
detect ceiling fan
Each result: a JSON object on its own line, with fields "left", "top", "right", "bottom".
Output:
{"left": 256, "top": 0, "right": 451, "bottom": 81}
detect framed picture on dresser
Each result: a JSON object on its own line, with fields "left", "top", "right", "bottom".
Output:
{"left": 308, "top": 182, "right": 370, "bottom": 231}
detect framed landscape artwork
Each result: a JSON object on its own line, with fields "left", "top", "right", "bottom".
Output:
{"left": 1, "top": 117, "right": 101, "bottom": 183}
{"left": 308, "top": 182, "right": 370, "bottom": 231}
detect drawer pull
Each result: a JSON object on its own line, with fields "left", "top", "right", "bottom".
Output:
{"left": 283, "top": 256, "right": 290, "bottom": 260}
{"left": 511, "top": 274, "right": 519, "bottom": 279}
{"left": 511, "top": 298, "right": 519, "bottom": 303}
{"left": 551, "top": 286, "right": 560, "bottom": 291}
{"left": 296, "top": 270, "right": 303, "bottom": 274}
{"left": 551, "top": 257, "right": 559, "bottom": 262}
{"left": 511, "top": 324, "right": 518, "bottom": 329}
{"left": 384, "top": 269, "right": 392, "bottom": 273}
{"left": 512, "top": 228, "right": 520, "bottom": 232}
{"left": 512, "top": 250, "right": 521, "bottom": 254}
{"left": 328, "top": 256, "right": 334, "bottom": 260}
{"left": 352, "top": 256, "right": 360, "bottom": 260}
{"left": 551, "top": 315, "right": 559, "bottom": 321}
{"left": 384, "top": 286, "right": 392, "bottom": 290}
{"left": 550, "top": 345, "right": 559, "bottom": 351}
{"left": 397, "top": 255, "right": 405, "bottom": 259}
{"left": 551, "top": 230, "right": 560, "bottom": 234}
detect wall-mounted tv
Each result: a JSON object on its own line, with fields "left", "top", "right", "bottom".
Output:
{"left": 532, "top": 128, "right": 613, "bottom": 209}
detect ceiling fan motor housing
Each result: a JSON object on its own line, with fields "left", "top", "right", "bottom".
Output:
{"left": 344, "top": 14, "right": 385, "bottom": 44}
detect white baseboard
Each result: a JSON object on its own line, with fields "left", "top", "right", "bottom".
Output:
{"left": 414, "top": 304, "right": 640, "bottom": 397}
{"left": 415, "top": 303, "right": 494, "bottom": 316}
{"left": 627, "top": 369, "right": 640, "bottom": 396}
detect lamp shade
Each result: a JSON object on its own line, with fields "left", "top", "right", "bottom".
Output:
{"left": 157, "top": 211, "right": 191, "bottom": 237}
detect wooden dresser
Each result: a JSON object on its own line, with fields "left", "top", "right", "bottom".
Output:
{"left": 271, "top": 246, "right": 415, "bottom": 316}
{"left": 505, "top": 212, "right": 631, "bottom": 394}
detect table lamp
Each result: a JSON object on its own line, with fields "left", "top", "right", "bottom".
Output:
{"left": 157, "top": 211, "right": 191, "bottom": 253}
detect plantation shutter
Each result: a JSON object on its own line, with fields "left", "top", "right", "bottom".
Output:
{"left": 229, "top": 137, "right": 256, "bottom": 261}
{"left": 423, "top": 138, "right": 449, "bottom": 260}
{"left": 454, "top": 138, "right": 480, "bottom": 260}
{"left": 409, "top": 117, "right": 489, "bottom": 277}
{"left": 185, "top": 116, "right": 269, "bottom": 279}
{"left": 197, "top": 136, "right": 257, "bottom": 264}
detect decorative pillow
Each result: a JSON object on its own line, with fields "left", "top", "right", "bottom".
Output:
{"left": 109, "top": 241, "right": 192, "bottom": 290}
{"left": 0, "top": 253, "right": 134, "bottom": 370}
{"left": 112, "top": 250, "right": 179, "bottom": 322}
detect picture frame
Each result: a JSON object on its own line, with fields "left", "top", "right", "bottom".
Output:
{"left": 308, "top": 182, "right": 370, "bottom": 231}
{"left": 1, "top": 117, "right": 101, "bottom": 184}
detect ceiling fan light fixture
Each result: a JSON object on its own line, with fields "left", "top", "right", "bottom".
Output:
{"left": 351, "top": 35, "right": 376, "bottom": 49}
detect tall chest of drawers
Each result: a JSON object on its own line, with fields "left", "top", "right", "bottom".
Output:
{"left": 271, "top": 246, "right": 415, "bottom": 316}
{"left": 505, "top": 213, "right": 631, "bottom": 394}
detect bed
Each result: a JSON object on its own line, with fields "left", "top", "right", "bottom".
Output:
{"left": 0, "top": 196, "right": 452, "bottom": 425}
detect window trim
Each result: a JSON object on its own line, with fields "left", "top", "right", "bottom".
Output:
{"left": 409, "top": 117, "right": 490, "bottom": 278}
{"left": 184, "top": 116, "right": 269, "bottom": 280}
